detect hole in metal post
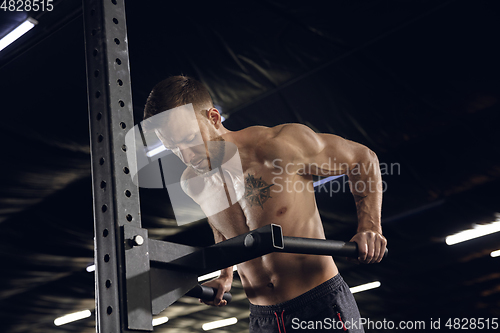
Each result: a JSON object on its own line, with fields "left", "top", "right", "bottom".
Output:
{"left": 103, "top": 229, "right": 109, "bottom": 237}
{"left": 97, "top": 134, "right": 104, "bottom": 142}
{"left": 100, "top": 180, "right": 106, "bottom": 190}
{"left": 99, "top": 157, "right": 105, "bottom": 165}
{"left": 121, "top": 144, "right": 127, "bottom": 152}
{"left": 125, "top": 190, "right": 131, "bottom": 197}
{"left": 113, "top": 18, "right": 118, "bottom": 24}
{"left": 91, "top": 29, "right": 97, "bottom": 36}
{"left": 116, "top": 58, "right": 121, "bottom": 65}
{"left": 107, "top": 306, "right": 113, "bottom": 315}
{"left": 97, "top": 112, "right": 102, "bottom": 120}
{"left": 126, "top": 214, "right": 133, "bottom": 222}
{"left": 106, "top": 280, "right": 111, "bottom": 288}
{"left": 104, "top": 254, "right": 110, "bottom": 262}
{"left": 102, "top": 204, "right": 108, "bottom": 213}
{"left": 123, "top": 167, "right": 129, "bottom": 174}
{"left": 114, "top": 38, "right": 120, "bottom": 45}
{"left": 117, "top": 79, "right": 123, "bottom": 86}
{"left": 120, "top": 122, "right": 126, "bottom": 129}
{"left": 111, "top": 0, "right": 117, "bottom": 4}
{"left": 93, "top": 49, "right": 98, "bottom": 57}
{"left": 118, "top": 100, "right": 124, "bottom": 107}
{"left": 95, "top": 91, "right": 101, "bottom": 99}
{"left": 94, "top": 70, "right": 99, "bottom": 77}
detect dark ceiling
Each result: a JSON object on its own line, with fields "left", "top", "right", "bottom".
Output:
{"left": 1, "top": 0, "right": 500, "bottom": 332}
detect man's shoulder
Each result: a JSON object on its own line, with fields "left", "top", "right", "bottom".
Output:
{"left": 234, "top": 124, "right": 315, "bottom": 162}
{"left": 235, "top": 124, "right": 302, "bottom": 145}
{"left": 235, "top": 125, "right": 272, "bottom": 140}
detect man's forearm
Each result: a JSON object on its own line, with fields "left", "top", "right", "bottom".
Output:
{"left": 219, "top": 267, "right": 234, "bottom": 281}
{"left": 348, "top": 150, "right": 383, "bottom": 233}
{"left": 353, "top": 192, "right": 382, "bottom": 233}
{"left": 207, "top": 221, "right": 236, "bottom": 282}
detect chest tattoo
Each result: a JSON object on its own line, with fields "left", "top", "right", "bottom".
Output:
{"left": 244, "top": 174, "right": 274, "bottom": 209}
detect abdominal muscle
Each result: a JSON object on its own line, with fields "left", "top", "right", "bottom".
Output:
{"left": 238, "top": 251, "right": 338, "bottom": 305}
{"left": 196, "top": 164, "right": 339, "bottom": 305}
{"left": 216, "top": 184, "right": 339, "bottom": 306}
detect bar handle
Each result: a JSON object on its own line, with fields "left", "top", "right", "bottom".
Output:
{"left": 280, "top": 237, "right": 388, "bottom": 259}
{"left": 186, "top": 285, "right": 233, "bottom": 304}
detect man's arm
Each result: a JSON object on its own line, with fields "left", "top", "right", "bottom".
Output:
{"left": 180, "top": 171, "right": 234, "bottom": 306}
{"left": 199, "top": 222, "right": 234, "bottom": 307}
{"left": 272, "top": 123, "right": 387, "bottom": 264}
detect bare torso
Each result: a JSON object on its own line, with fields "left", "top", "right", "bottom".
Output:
{"left": 185, "top": 125, "right": 338, "bottom": 305}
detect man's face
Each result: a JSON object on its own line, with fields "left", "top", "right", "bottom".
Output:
{"left": 155, "top": 105, "right": 224, "bottom": 175}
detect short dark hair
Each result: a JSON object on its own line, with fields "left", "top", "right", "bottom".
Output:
{"left": 143, "top": 75, "right": 213, "bottom": 122}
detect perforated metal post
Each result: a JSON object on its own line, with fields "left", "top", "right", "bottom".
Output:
{"left": 83, "top": 0, "right": 152, "bottom": 331}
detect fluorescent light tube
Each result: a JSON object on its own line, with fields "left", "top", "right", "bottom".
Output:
{"left": 491, "top": 249, "right": 500, "bottom": 258}
{"left": 350, "top": 281, "right": 381, "bottom": 294}
{"left": 445, "top": 221, "right": 500, "bottom": 245}
{"left": 198, "top": 271, "right": 220, "bottom": 282}
{"left": 313, "top": 175, "right": 344, "bottom": 187}
{"left": 198, "top": 266, "right": 237, "bottom": 282}
{"left": 54, "top": 310, "right": 91, "bottom": 326}
{"left": 202, "top": 317, "right": 238, "bottom": 331}
{"left": 146, "top": 145, "right": 168, "bottom": 157}
{"left": 86, "top": 264, "right": 95, "bottom": 272}
{"left": 152, "top": 316, "right": 169, "bottom": 326}
{"left": 0, "top": 17, "right": 38, "bottom": 52}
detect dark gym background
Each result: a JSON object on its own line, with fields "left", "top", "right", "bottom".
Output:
{"left": 0, "top": 0, "right": 499, "bottom": 332}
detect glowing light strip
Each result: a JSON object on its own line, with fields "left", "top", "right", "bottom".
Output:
{"left": 313, "top": 175, "right": 345, "bottom": 187}
{"left": 152, "top": 316, "right": 169, "bottom": 326}
{"left": 350, "top": 281, "right": 381, "bottom": 294}
{"left": 146, "top": 145, "right": 168, "bottom": 157}
{"left": 445, "top": 221, "right": 500, "bottom": 245}
{"left": 0, "top": 18, "right": 37, "bottom": 52}
{"left": 54, "top": 310, "right": 91, "bottom": 326}
{"left": 491, "top": 249, "right": 500, "bottom": 258}
{"left": 202, "top": 317, "right": 238, "bottom": 331}
{"left": 86, "top": 264, "right": 95, "bottom": 272}
{"left": 198, "top": 266, "right": 237, "bottom": 282}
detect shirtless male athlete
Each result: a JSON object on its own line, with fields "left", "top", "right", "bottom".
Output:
{"left": 143, "top": 76, "right": 387, "bottom": 332}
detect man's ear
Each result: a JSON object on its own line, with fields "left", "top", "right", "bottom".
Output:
{"left": 207, "top": 108, "right": 222, "bottom": 128}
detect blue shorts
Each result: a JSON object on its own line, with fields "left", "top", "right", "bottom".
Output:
{"left": 249, "top": 274, "right": 364, "bottom": 332}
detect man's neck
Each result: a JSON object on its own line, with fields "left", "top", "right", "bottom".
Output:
{"left": 216, "top": 126, "right": 234, "bottom": 141}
